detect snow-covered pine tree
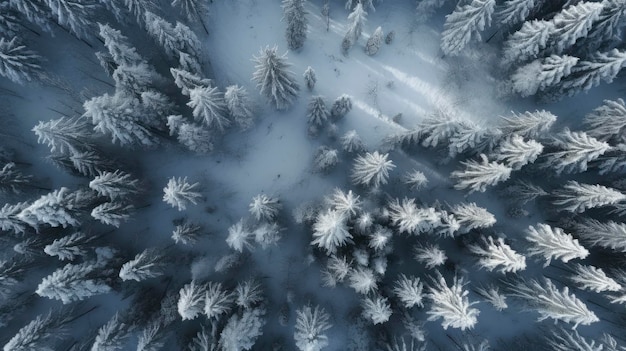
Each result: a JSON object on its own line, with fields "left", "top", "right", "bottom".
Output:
{"left": 187, "top": 86, "right": 230, "bottom": 132}
{"left": 365, "top": 26, "right": 383, "bottom": 55}
{"left": 218, "top": 308, "right": 265, "bottom": 351}
{"left": 414, "top": 243, "right": 447, "bottom": 269}
{"left": 171, "top": 0, "right": 208, "bottom": 25}
{"left": 542, "top": 129, "right": 611, "bottom": 174}
{"left": 311, "top": 209, "right": 353, "bottom": 254}
{"left": 426, "top": 273, "right": 479, "bottom": 330}
{"left": 67, "top": 150, "right": 114, "bottom": 177}
{"left": 584, "top": 98, "right": 626, "bottom": 143}
{"left": 492, "top": 135, "right": 543, "bottom": 170}
{"left": 224, "top": 85, "right": 254, "bottom": 130}
{"left": 393, "top": 274, "right": 424, "bottom": 309}
{"left": 0, "top": 37, "right": 42, "bottom": 84}
{"left": 475, "top": 285, "right": 508, "bottom": 311}
{"left": 361, "top": 294, "right": 392, "bottom": 325}
{"left": 32, "top": 117, "right": 95, "bottom": 154}
{"left": 546, "top": 2, "right": 603, "bottom": 55}
{"left": 178, "top": 51, "right": 201, "bottom": 75}
{"left": 8, "top": 0, "right": 51, "bottom": 33}
{"left": 226, "top": 219, "right": 254, "bottom": 252}
{"left": 0, "top": 4, "right": 21, "bottom": 36}
{"left": 2, "top": 309, "right": 74, "bottom": 351}
{"left": 89, "top": 170, "right": 141, "bottom": 200}
{"left": 341, "top": 130, "right": 365, "bottom": 153}
{"left": 348, "top": 267, "right": 377, "bottom": 294}
{"left": 345, "top": 3, "right": 367, "bottom": 43}
{"left": 235, "top": 279, "right": 263, "bottom": 309}
{"left": 17, "top": 187, "right": 92, "bottom": 228}
{"left": 416, "top": 0, "right": 448, "bottom": 23}
{"left": 496, "top": 0, "right": 539, "bottom": 27}
{"left": 44, "top": 231, "right": 93, "bottom": 261}
{"left": 307, "top": 96, "right": 329, "bottom": 128}
{"left": 578, "top": 0, "right": 626, "bottom": 52}
{"left": 91, "top": 202, "right": 134, "bottom": 227}
{"left": 552, "top": 181, "right": 626, "bottom": 213}
{"left": 172, "top": 219, "right": 202, "bottom": 245}
{"left": 187, "top": 323, "right": 218, "bottom": 351}
{"left": 547, "top": 328, "right": 604, "bottom": 351}
{"left": 325, "top": 188, "right": 361, "bottom": 218}
{"left": 440, "top": 0, "right": 496, "bottom": 55}
{"left": 451, "top": 154, "right": 512, "bottom": 193}
{"left": 119, "top": 248, "right": 164, "bottom": 282}
{"left": 36, "top": 261, "right": 111, "bottom": 304}
{"left": 283, "top": 0, "right": 308, "bottom": 50}
{"left": 499, "top": 110, "right": 557, "bottom": 138}
{"left": 447, "top": 124, "right": 502, "bottom": 158}
{"left": 510, "top": 55, "right": 579, "bottom": 97}
{"left": 312, "top": 146, "right": 339, "bottom": 172}
{"left": 387, "top": 198, "right": 440, "bottom": 235}
{"left": 83, "top": 92, "right": 159, "bottom": 147}
{"left": 368, "top": 225, "right": 392, "bottom": 251}
{"left": 178, "top": 281, "right": 206, "bottom": 320}
{"left": 0, "top": 202, "right": 28, "bottom": 234}
{"left": 451, "top": 202, "right": 496, "bottom": 234}
{"left": 552, "top": 49, "right": 626, "bottom": 98}
{"left": 468, "top": 236, "right": 526, "bottom": 273}
{"left": 294, "top": 304, "right": 332, "bottom": 351}
{"left": 249, "top": 194, "right": 281, "bottom": 221}
{"left": 162, "top": 176, "right": 201, "bottom": 211}
{"left": 525, "top": 223, "right": 589, "bottom": 266}
{"left": 323, "top": 255, "right": 352, "bottom": 286}
{"left": 575, "top": 218, "right": 626, "bottom": 252}
{"left": 330, "top": 94, "right": 352, "bottom": 120}
{"left": 45, "top": 0, "right": 98, "bottom": 40}
{"left": 98, "top": 23, "right": 143, "bottom": 66}
{"left": 569, "top": 263, "right": 621, "bottom": 293}
{"left": 303, "top": 66, "right": 316, "bottom": 90}
{"left": 90, "top": 312, "right": 129, "bottom": 351}
{"left": 252, "top": 221, "right": 283, "bottom": 249}
{"left": 502, "top": 20, "right": 553, "bottom": 64}
{"left": 170, "top": 68, "right": 212, "bottom": 95}
{"left": 501, "top": 180, "right": 547, "bottom": 204}
{"left": 351, "top": 151, "right": 395, "bottom": 188}
{"left": 173, "top": 21, "right": 201, "bottom": 57}
{"left": 204, "top": 282, "right": 233, "bottom": 320}
{"left": 177, "top": 122, "right": 214, "bottom": 154}
{"left": 505, "top": 277, "right": 598, "bottom": 328}
{"left": 144, "top": 12, "right": 198, "bottom": 59}
{"left": 385, "top": 109, "right": 464, "bottom": 149}
{"left": 252, "top": 46, "right": 299, "bottom": 110}
{"left": 0, "top": 163, "right": 33, "bottom": 195}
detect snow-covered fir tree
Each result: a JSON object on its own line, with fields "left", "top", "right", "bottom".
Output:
{"left": 46, "top": 0, "right": 97, "bottom": 40}
{"left": 345, "top": 3, "right": 367, "bottom": 43}
{"left": 386, "top": 109, "right": 464, "bottom": 149}
{"left": 348, "top": 266, "right": 377, "bottom": 294}
{"left": 426, "top": 273, "right": 479, "bottom": 330}
{"left": 475, "top": 285, "right": 508, "bottom": 311}
{"left": 506, "top": 277, "right": 599, "bottom": 328}
{"left": 170, "top": 67, "right": 212, "bottom": 95}
{"left": 569, "top": 263, "right": 621, "bottom": 293}
{"left": 282, "top": 0, "right": 308, "bottom": 50}
{"left": 492, "top": 135, "right": 543, "bottom": 170}
{"left": 525, "top": 223, "right": 589, "bottom": 266}
{"left": 188, "top": 86, "right": 231, "bottom": 132}
{"left": 67, "top": 150, "right": 114, "bottom": 177}
{"left": 32, "top": 117, "right": 95, "bottom": 154}
{"left": 176, "top": 122, "right": 214, "bottom": 154}
{"left": 501, "top": 180, "right": 548, "bottom": 204}
{"left": 252, "top": 46, "right": 300, "bottom": 110}
{"left": 365, "top": 26, "right": 383, "bottom": 55}
{"left": 393, "top": 274, "right": 424, "bottom": 309}
{"left": 91, "top": 202, "right": 134, "bottom": 227}
{"left": 144, "top": 12, "right": 200, "bottom": 59}
{"left": 330, "top": 94, "right": 352, "bottom": 120}
{"left": 89, "top": 170, "right": 141, "bottom": 200}
{"left": 303, "top": 66, "right": 316, "bottom": 90}
{"left": 510, "top": 55, "right": 579, "bottom": 97}
{"left": 162, "top": 176, "right": 201, "bottom": 211}
{"left": 8, "top": 0, "right": 51, "bottom": 33}
{"left": 552, "top": 181, "right": 626, "bottom": 213}
{"left": 0, "top": 202, "right": 28, "bottom": 234}
{"left": 451, "top": 154, "right": 512, "bottom": 193}
{"left": 468, "top": 236, "right": 526, "bottom": 273}
{"left": 341, "top": 130, "right": 365, "bottom": 153}
{"left": 172, "top": 220, "right": 202, "bottom": 245}
{"left": 546, "top": 2, "right": 603, "bottom": 55}
{"left": 294, "top": 304, "right": 332, "bottom": 351}
{"left": 580, "top": 0, "right": 626, "bottom": 52}
{"left": 119, "top": 248, "right": 164, "bottom": 282}
{"left": 226, "top": 219, "right": 254, "bottom": 252}
{"left": 3, "top": 309, "right": 74, "bottom": 351}
{"left": 171, "top": 0, "right": 208, "bottom": 24}
{"left": 368, "top": 225, "right": 392, "bottom": 251}
{"left": 388, "top": 198, "right": 440, "bottom": 235}
{"left": 313, "top": 146, "right": 339, "bottom": 172}
{"left": 177, "top": 281, "right": 206, "bottom": 321}
{"left": 0, "top": 37, "right": 42, "bottom": 84}
{"left": 361, "top": 294, "right": 392, "bottom": 325}
{"left": 447, "top": 124, "right": 502, "bottom": 158}
{"left": 311, "top": 209, "right": 353, "bottom": 254}
{"left": 414, "top": 243, "right": 447, "bottom": 269}
{"left": 584, "top": 98, "right": 626, "bottom": 143}
{"left": 235, "top": 279, "right": 263, "bottom": 309}
{"left": 252, "top": 221, "right": 283, "bottom": 249}
{"left": 90, "top": 312, "right": 129, "bottom": 351}
{"left": 351, "top": 151, "right": 395, "bottom": 188}
{"left": 499, "top": 110, "right": 556, "bottom": 138}
{"left": 44, "top": 231, "right": 93, "bottom": 261}
{"left": 98, "top": 23, "right": 142, "bottom": 66}
{"left": 416, "top": 0, "right": 449, "bottom": 23}
{"left": 496, "top": 0, "right": 539, "bottom": 27}
{"left": 547, "top": 328, "right": 604, "bottom": 351}
{"left": 324, "top": 255, "right": 352, "bottom": 286}
{"left": 502, "top": 20, "right": 553, "bottom": 64}
{"left": 451, "top": 202, "right": 496, "bottom": 233}
{"left": 36, "top": 261, "right": 111, "bottom": 304}
{"left": 0, "top": 163, "right": 33, "bottom": 195}
{"left": 575, "top": 218, "right": 626, "bottom": 252}
{"left": 18, "top": 187, "right": 92, "bottom": 228}
{"left": 249, "top": 194, "right": 281, "bottom": 221}
{"left": 204, "top": 282, "right": 234, "bottom": 320}
{"left": 403, "top": 170, "right": 428, "bottom": 190}
{"left": 218, "top": 308, "right": 265, "bottom": 351}
{"left": 307, "top": 96, "right": 329, "bottom": 128}
{"left": 440, "top": 0, "right": 496, "bottom": 55}
{"left": 542, "top": 129, "right": 611, "bottom": 174}
{"left": 224, "top": 85, "right": 254, "bottom": 130}
{"left": 325, "top": 188, "right": 361, "bottom": 218}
